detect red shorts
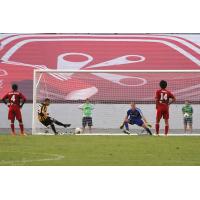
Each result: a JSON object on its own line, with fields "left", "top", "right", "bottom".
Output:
{"left": 8, "top": 106, "right": 22, "bottom": 121}
{"left": 156, "top": 106, "right": 169, "bottom": 121}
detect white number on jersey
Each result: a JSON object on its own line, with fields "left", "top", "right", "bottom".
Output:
{"left": 11, "top": 95, "right": 16, "bottom": 103}
{"left": 160, "top": 93, "right": 168, "bottom": 101}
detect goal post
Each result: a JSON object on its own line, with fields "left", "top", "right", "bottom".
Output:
{"left": 32, "top": 69, "right": 200, "bottom": 135}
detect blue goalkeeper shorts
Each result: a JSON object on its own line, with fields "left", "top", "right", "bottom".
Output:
{"left": 128, "top": 118, "right": 144, "bottom": 127}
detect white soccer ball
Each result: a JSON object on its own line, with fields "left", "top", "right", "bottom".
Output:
{"left": 75, "top": 127, "right": 82, "bottom": 134}
{"left": 184, "top": 113, "right": 189, "bottom": 118}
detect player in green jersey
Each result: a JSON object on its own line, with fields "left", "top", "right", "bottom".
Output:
{"left": 79, "top": 98, "right": 94, "bottom": 133}
{"left": 182, "top": 100, "right": 193, "bottom": 133}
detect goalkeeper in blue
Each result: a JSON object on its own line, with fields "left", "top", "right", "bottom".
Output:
{"left": 120, "top": 102, "right": 152, "bottom": 135}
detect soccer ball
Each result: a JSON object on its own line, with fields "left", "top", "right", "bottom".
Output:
{"left": 75, "top": 127, "right": 82, "bottom": 134}
{"left": 184, "top": 113, "right": 189, "bottom": 118}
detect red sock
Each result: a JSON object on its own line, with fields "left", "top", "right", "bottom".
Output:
{"left": 165, "top": 125, "right": 169, "bottom": 135}
{"left": 11, "top": 123, "right": 15, "bottom": 134}
{"left": 19, "top": 123, "right": 24, "bottom": 134}
{"left": 155, "top": 124, "right": 159, "bottom": 134}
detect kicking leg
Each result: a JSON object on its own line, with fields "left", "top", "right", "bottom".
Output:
{"left": 53, "top": 119, "right": 71, "bottom": 128}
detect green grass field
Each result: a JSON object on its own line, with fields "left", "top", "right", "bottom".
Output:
{"left": 0, "top": 135, "right": 200, "bottom": 166}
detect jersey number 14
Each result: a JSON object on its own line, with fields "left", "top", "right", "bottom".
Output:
{"left": 160, "top": 93, "right": 168, "bottom": 101}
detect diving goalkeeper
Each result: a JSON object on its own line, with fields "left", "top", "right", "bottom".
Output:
{"left": 120, "top": 102, "right": 152, "bottom": 135}
{"left": 38, "top": 98, "right": 71, "bottom": 135}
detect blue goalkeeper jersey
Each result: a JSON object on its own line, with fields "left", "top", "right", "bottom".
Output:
{"left": 127, "top": 108, "right": 143, "bottom": 120}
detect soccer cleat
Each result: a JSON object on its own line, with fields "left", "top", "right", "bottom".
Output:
{"left": 123, "top": 130, "right": 131, "bottom": 135}
{"left": 20, "top": 133, "right": 27, "bottom": 136}
{"left": 64, "top": 124, "right": 71, "bottom": 128}
{"left": 11, "top": 133, "right": 16, "bottom": 136}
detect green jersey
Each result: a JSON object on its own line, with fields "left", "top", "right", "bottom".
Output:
{"left": 182, "top": 105, "right": 193, "bottom": 118}
{"left": 79, "top": 103, "right": 94, "bottom": 117}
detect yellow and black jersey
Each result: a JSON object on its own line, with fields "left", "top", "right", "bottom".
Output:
{"left": 38, "top": 103, "right": 48, "bottom": 122}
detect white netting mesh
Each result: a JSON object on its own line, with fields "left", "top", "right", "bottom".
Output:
{"left": 32, "top": 70, "right": 200, "bottom": 135}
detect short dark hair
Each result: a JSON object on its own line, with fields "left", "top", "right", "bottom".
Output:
{"left": 159, "top": 80, "right": 167, "bottom": 89}
{"left": 44, "top": 98, "right": 50, "bottom": 102}
{"left": 12, "top": 84, "right": 18, "bottom": 91}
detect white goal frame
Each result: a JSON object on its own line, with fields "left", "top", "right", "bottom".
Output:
{"left": 32, "top": 69, "right": 200, "bottom": 135}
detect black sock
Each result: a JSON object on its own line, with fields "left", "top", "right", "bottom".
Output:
{"left": 50, "top": 124, "right": 57, "bottom": 134}
{"left": 145, "top": 127, "right": 152, "bottom": 135}
{"left": 54, "top": 120, "right": 65, "bottom": 127}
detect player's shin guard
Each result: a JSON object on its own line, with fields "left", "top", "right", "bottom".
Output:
{"left": 165, "top": 125, "right": 169, "bottom": 135}
{"left": 155, "top": 123, "right": 159, "bottom": 135}
{"left": 145, "top": 127, "right": 152, "bottom": 135}
{"left": 124, "top": 122, "right": 129, "bottom": 130}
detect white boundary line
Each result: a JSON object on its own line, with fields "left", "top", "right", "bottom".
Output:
{"left": 0, "top": 151, "right": 64, "bottom": 165}
{"left": 75, "top": 133, "right": 200, "bottom": 136}
{"left": 35, "top": 132, "right": 200, "bottom": 136}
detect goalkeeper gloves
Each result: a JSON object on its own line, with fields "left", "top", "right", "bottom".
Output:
{"left": 147, "top": 122, "right": 152, "bottom": 128}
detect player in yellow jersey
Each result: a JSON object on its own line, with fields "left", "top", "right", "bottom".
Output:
{"left": 38, "top": 98, "right": 71, "bottom": 135}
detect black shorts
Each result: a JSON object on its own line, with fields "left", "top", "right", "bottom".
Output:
{"left": 184, "top": 117, "right": 192, "bottom": 125}
{"left": 40, "top": 117, "right": 53, "bottom": 127}
{"left": 82, "top": 117, "right": 93, "bottom": 127}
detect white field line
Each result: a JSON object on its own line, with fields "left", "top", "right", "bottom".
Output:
{"left": 0, "top": 151, "right": 64, "bottom": 165}
{"left": 35, "top": 133, "right": 200, "bottom": 136}
{"left": 74, "top": 133, "right": 200, "bottom": 136}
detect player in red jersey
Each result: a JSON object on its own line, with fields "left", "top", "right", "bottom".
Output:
{"left": 2, "top": 84, "right": 26, "bottom": 136}
{"left": 155, "top": 80, "right": 176, "bottom": 136}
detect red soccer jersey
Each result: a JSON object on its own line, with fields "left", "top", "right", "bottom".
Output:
{"left": 2, "top": 91, "right": 26, "bottom": 107}
{"left": 155, "top": 89, "right": 175, "bottom": 108}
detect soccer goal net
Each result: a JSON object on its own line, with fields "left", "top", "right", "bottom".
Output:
{"left": 32, "top": 70, "right": 200, "bottom": 135}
